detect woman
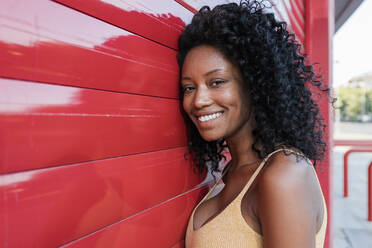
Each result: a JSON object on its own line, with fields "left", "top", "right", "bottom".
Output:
{"left": 177, "top": 1, "right": 330, "bottom": 247}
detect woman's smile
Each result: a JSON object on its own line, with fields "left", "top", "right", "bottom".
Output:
{"left": 197, "top": 111, "right": 223, "bottom": 122}
{"left": 193, "top": 111, "right": 225, "bottom": 131}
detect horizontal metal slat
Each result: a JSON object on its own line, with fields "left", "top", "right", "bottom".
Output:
{"left": 0, "top": 0, "right": 180, "bottom": 98}
{"left": 52, "top": 0, "right": 194, "bottom": 49}
{"left": 0, "top": 78, "right": 187, "bottom": 173}
{"left": 0, "top": 147, "right": 205, "bottom": 248}
{"left": 60, "top": 186, "right": 209, "bottom": 248}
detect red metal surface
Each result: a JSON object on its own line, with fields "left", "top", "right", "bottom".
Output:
{"left": 343, "top": 148, "right": 372, "bottom": 197}
{"left": 175, "top": 0, "right": 197, "bottom": 14}
{"left": 344, "top": 151, "right": 349, "bottom": 197}
{"left": 306, "top": 0, "right": 334, "bottom": 247}
{"left": 59, "top": 185, "right": 209, "bottom": 248}
{"left": 174, "top": 0, "right": 230, "bottom": 13}
{"left": 334, "top": 139, "right": 372, "bottom": 147}
{"left": 369, "top": 161, "right": 372, "bottom": 221}
{"left": 290, "top": 0, "right": 305, "bottom": 26}
{"left": 0, "top": 0, "right": 207, "bottom": 247}
{"left": 294, "top": 0, "right": 304, "bottom": 12}
{"left": 289, "top": 0, "right": 305, "bottom": 41}
{"left": 0, "top": 147, "right": 204, "bottom": 247}
{"left": 52, "top": 0, "right": 193, "bottom": 49}
{"left": 282, "top": 0, "right": 305, "bottom": 43}
{"left": 0, "top": 78, "right": 187, "bottom": 174}
{"left": 0, "top": 0, "right": 179, "bottom": 98}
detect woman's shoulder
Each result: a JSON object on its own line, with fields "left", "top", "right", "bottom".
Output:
{"left": 257, "top": 148, "right": 315, "bottom": 194}
{"left": 255, "top": 148, "right": 324, "bottom": 246}
{"left": 255, "top": 148, "right": 321, "bottom": 215}
{"left": 263, "top": 148, "right": 311, "bottom": 177}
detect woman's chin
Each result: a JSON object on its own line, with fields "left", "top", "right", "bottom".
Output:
{"left": 199, "top": 132, "right": 223, "bottom": 142}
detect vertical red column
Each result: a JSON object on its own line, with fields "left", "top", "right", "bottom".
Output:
{"left": 305, "top": 0, "right": 334, "bottom": 248}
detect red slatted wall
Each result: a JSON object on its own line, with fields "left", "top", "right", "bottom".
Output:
{"left": 0, "top": 1, "right": 330, "bottom": 248}
{"left": 0, "top": 1, "right": 207, "bottom": 247}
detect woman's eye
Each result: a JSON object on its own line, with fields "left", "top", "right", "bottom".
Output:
{"left": 182, "top": 86, "right": 195, "bottom": 93}
{"left": 210, "top": 80, "right": 226, "bottom": 87}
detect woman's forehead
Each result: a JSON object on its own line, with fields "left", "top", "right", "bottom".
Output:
{"left": 182, "top": 45, "right": 236, "bottom": 75}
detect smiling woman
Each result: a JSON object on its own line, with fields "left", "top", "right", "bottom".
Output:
{"left": 177, "top": 1, "right": 331, "bottom": 247}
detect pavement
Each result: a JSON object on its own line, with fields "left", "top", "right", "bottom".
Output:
{"left": 333, "top": 122, "right": 372, "bottom": 248}
{"left": 334, "top": 121, "right": 372, "bottom": 140}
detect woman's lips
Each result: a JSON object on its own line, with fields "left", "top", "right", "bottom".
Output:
{"left": 196, "top": 111, "right": 224, "bottom": 122}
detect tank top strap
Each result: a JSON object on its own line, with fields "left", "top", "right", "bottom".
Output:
{"left": 198, "top": 160, "right": 233, "bottom": 203}
{"left": 235, "top": 147, "right": 307, "bottom": 202}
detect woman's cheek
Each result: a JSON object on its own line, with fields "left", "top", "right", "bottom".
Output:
{"left": 182, "top": 98, "right": 193, "bottom": 119}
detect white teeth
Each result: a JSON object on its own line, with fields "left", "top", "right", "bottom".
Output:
{"left": 198, "top": 112, "right": 222, "bottom": 122}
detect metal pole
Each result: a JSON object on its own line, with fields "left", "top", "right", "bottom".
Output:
{"left": 344, "top": 150, "right": 350, "bottom": 197}
{"left": 368, "top": 161, "right": 372, "bottom": 221}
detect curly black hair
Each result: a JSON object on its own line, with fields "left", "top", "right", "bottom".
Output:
{"left": 177, "top": 0, "right": 330, "bottom": 178}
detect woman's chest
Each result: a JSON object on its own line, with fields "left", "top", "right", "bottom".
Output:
{"left": 192, "top": 180, "right": 262, "bottom": 234}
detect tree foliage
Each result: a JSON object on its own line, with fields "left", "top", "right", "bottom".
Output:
{"left": 338, "top": 86, "right": 372, "bottom": 121}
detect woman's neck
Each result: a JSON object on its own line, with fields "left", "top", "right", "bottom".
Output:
{"left": 225, "top": 124, "right": 260, "bottom": 171}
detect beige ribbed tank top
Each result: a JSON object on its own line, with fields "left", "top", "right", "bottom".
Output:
{"left": 185, "top": 148, "right": 327, "bottom": 248}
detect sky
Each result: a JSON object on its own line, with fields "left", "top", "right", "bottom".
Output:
{"left": 333, "top": 0, "right": 372, "bottom": 87}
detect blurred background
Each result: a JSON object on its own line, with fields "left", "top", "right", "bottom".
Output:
{"left": 333, "top": 0, "right": 372, "bottom": 247}
{"left": 334, "top": 0, "right": 372, "bottom": 138}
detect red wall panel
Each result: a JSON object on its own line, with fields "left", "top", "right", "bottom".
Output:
{"left": 306, "top": 1, "right": 334, "bottom": 247}
{"left": 0, "top": 0, "right": 180, "bottom": 98}
{"left": 0, "top": 147, "right": 205, "bottom": 247}
{"left": 0, "top": 1, "right": 201, "bottom": 247}
{"left": 0, "top": 78, "right": 187, "bottom": 174}
{"left": 59, "top": 186, "right": 209, "bottom": 248}
{"left": 52, "top": 0, "right": 193, "bottom": 49}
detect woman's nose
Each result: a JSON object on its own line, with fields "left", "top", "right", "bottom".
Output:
{"left": 193, "top": 87, "right": 212, "bottom": 109}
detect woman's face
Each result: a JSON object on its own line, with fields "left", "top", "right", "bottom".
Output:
{"left": 181, "top": 45, "right": 252, "bottom": 141}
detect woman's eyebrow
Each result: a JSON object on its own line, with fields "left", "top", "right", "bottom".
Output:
{"left": 181, "top": 76, "right": 192, "bottom": 81}
{"left": 204, "top": 68, "right": 223, "bottom": 76}
{"left": 181, "top": 68, "right": 224, "bottom": 81}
